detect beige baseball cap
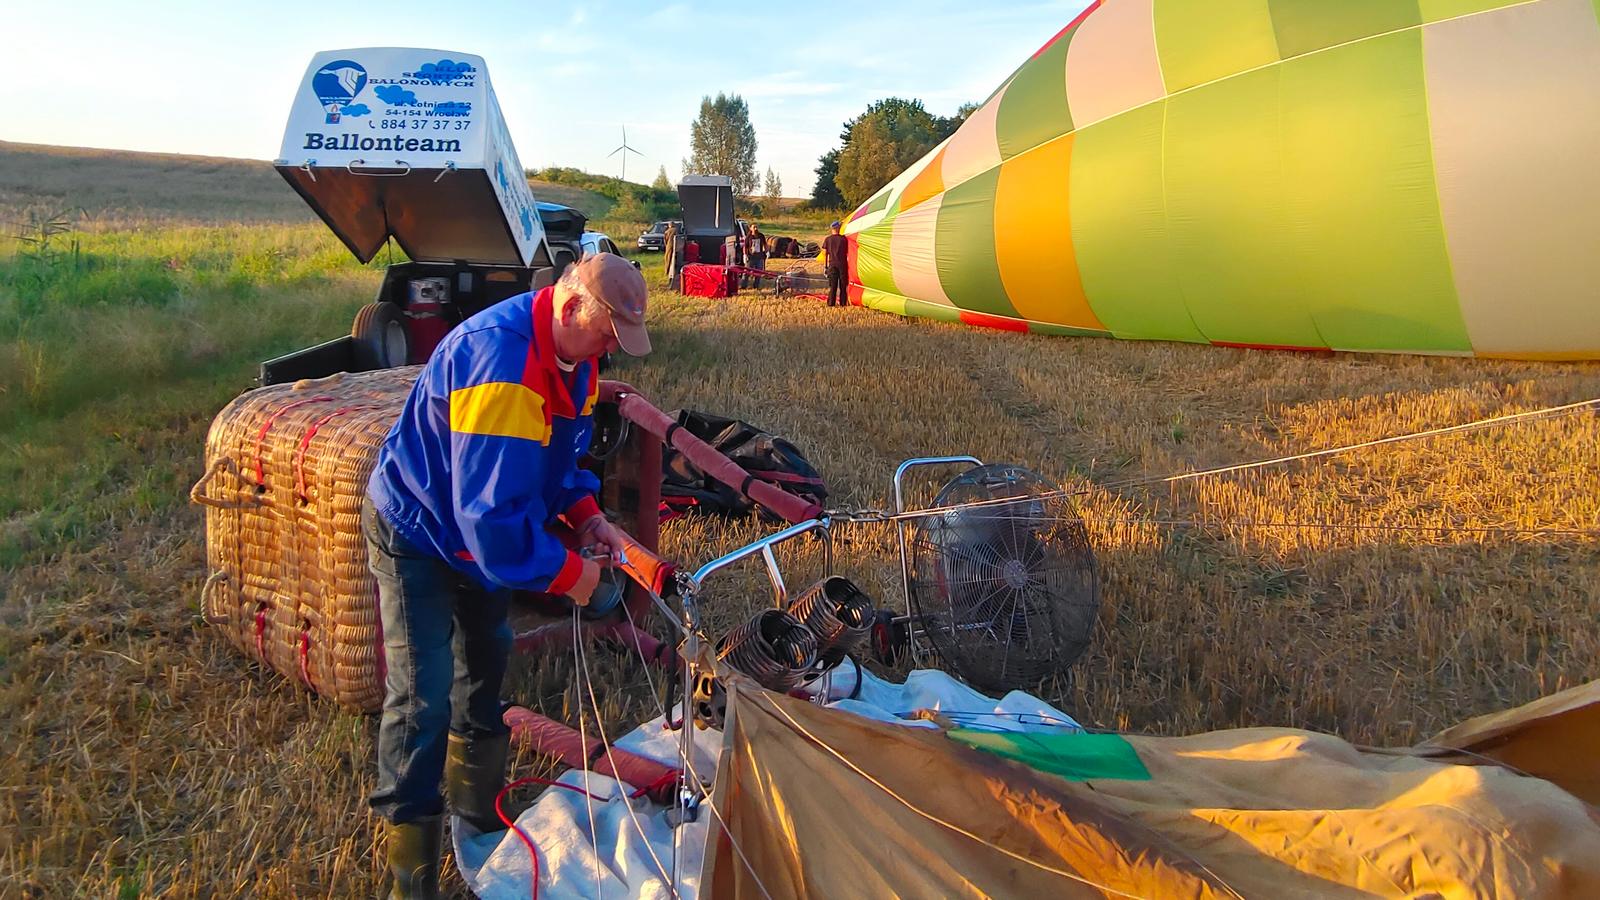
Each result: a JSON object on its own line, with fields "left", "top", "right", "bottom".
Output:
{"left": 576, "top": 253, "right": 652, "bottom": 356}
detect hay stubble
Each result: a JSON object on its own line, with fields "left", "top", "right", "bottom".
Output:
{"left": 3, "top": 274, "right": 1598, "bottom": 896}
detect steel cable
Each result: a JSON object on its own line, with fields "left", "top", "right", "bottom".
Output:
{"left": 573, "top": 611, "right": 679, "bottom": 897}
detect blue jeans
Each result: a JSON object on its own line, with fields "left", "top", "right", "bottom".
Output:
{"left": 364, "top": 499, "right": 512, "bottom": 824}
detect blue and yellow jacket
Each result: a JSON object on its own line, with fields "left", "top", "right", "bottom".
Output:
{"left": 368, "top": 286, "right": 602, "bottom": 596}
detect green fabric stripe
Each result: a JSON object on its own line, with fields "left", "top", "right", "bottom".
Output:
{"left": 1277, "top": 30, "right": 1468, "bottom": 351}
{"left": 860, "top": 189, "right": 890, "bottom": 217}
{"left": 934, "top": 166, "right": 1016, "bottom": 318}
{"left": 1163, "top": 63, "right": 1327, "bottom": 347}
{"left": 854, "top": 217, "right": 897, "bottom": 295}
{"left": 859, "top": 286, "right": 908, "bottom": 317}
{"left": 949, "top": 730, "right": 1151, "bottom": 782}
{"left": 1419, "top": 0, "right": 1526, "bottom": 21}
{"left": 903, "top": 296, "right": 963, "bottom": 324}
{"left": 1069, "top": 101, "right": 1208, "bottom": 344}
{"left": 1155, "top": 0, "right": 1281, "bottom": 92}
{"left": 995, "top": 25, "right": 1074, "bottom": 161}
{"left": 1268, "top": 0, "right": 1421, "bottom": 58}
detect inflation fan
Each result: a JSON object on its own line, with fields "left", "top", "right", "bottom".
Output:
{"left": 706, "top": 457, "right": 1100, "bottom": 698}
{"left": 895, "top": 460, "right": 1099, "bottom": 693}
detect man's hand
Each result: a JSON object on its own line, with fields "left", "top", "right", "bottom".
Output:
{"left": 576, "top": 515, "right": 625, "bottom": 563}
{"left": 567, "top": 557, "right": 603, "bottom": 606}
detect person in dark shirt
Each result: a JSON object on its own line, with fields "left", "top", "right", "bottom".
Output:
{"left": 743, "top": 223, "right": 768, "bottom": 289}
{"left": 821, "top": 220, "right": 850, "bottom": 307}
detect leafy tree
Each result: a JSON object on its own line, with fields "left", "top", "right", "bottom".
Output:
{"left": 686, "top": 93, "right": 759, "bottom": 195}
{"left": 938, "top": 102, "right": 981, "bottom": 138}
{"left": 651, "top": 165, "right": 671, "bottom": 191}
{"left": 835, "top": 98, "right": 944, "bottom": 208}
{"left": 763, "top": 167, "right": 782, "bottom": 204}
{"left": 811, "top": 97, "right": 974, "bottom": 210}
{"left": 811, "top": 148, "right": 844, "bottom": 209}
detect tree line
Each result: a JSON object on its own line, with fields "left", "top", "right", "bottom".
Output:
{"left": 811, "top": 98, "right": 977, "bottom": 210}
{"left": 682, "top": 93, "right": 975, "bottom": 213}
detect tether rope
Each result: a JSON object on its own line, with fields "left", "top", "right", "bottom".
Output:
{"left": 1097, "top": 395, "right": 1600, "bottom": 494}
{"left": 573, "top": 611, "right": 679, "bottom": 896}
{"left": 573, "top": 610, "right": 604, "bottom": 899}
{"left": 617, "top": 596, "right": 777, "bottom": 900}
{"left": 828, "top": 396, "right": 1600, "bottom": 525}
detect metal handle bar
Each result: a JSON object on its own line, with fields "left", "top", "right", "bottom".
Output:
{"left": 345, "top": 159, "right": 413, "bottom": 176}
{"left": 892, "top": 456, "right": 983, "bottom": 513}
{"left": 891, "top": 456, "right": 982, "bottom": 668}
{"left": 686, "top": 517, "right": 832, "bottom": 609}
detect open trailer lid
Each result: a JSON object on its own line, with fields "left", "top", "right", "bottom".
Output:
{"left": 677, "top": 174, "right": 737, "bottom": 237}
{"left": 275, "top": 48, "right": 546, "bottom": 267}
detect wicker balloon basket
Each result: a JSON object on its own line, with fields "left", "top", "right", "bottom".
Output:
{"left": 191, "top": 367, "right": 420, "bottom": 712}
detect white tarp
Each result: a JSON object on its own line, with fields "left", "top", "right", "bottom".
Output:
{"left": 454, "top": 663, "right": 1080, "bottom": 899}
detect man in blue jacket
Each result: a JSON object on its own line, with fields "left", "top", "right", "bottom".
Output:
{"left": 362, "top": 253, "right": 651, "bottom": 897}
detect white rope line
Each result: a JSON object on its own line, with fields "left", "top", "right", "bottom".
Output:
{"left": 671, "top": 733, "right": 777, "bottom": 900}
{"left": 848, "top": 396, "right": 1600, "bottom": 525}
{"left": 905, "top": 513, "right": 1600, "bottom": 539}
{"left": 1099, "top": 396, "right": 1600, "bottom": 493}
{"left": 574, "top": 614, "right": 679, "bottom": 897}
{"left": 572, "top": 609, "right": 604, "bottom": 898}
{"left": 620, "top": 599, "right": 671, "bottom": 720}
{"left": 618, "top": 601, "right": 778, "bottom": 900}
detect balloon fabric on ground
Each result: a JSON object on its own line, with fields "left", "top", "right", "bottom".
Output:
{"left": 843, "top": 0, "right": 1600, "bottom": 360}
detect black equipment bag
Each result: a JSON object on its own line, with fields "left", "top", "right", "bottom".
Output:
{"left": 661, "top": 409, "right": 827, "bottom": 520}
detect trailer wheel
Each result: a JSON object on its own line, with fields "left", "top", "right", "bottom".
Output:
{"left": 352, "top": 301, "right": 410, "bottom": 369}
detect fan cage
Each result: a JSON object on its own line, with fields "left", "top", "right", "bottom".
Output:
{"left": 904, "top": 465, "right": 1099, "bottom": 692}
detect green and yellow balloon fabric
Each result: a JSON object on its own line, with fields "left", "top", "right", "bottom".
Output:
{"left": 843, "top": 0, "right": 1600, "bottom": 359}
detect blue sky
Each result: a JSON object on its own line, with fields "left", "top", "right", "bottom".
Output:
{"left": 3, "top": 1, "right": 1085, "bottom": 196}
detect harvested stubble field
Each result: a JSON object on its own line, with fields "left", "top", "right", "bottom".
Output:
{"left": 2, "top": 144, "right": 1599, "bottom": 897}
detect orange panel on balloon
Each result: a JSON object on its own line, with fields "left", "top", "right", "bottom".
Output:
{"left": 994, "top": 135, "right": 1103, "bottom": 331}
{"left": 899, "top": 146, "right": 947, "bottom": 212}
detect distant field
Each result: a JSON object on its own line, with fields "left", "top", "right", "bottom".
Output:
{"left": 2, "top": 144, "right": 1597, "bottom": 896}
{"left": 0, "top": 141, "right": 316, "bottom": 226}
{"left": 0, "top": 141, "right": 619, "bottom": 229}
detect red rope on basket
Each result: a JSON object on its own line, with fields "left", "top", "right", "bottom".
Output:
{"left": 292, "top": 405, "right": 374, "bottom": 502}
{"left": 297, "top": 624, "right": 315, "bottom": 690}
{"left": 251, "top": 396, "right": 333, "bottom": 487}
{"left": 495, "top": 775, "right": 608, "bottom": 900}
{"left": 253, "top": 603, "right": 268, "bottom": 662}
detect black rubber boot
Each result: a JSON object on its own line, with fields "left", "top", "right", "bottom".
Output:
{"left": 445, "top": 731, "right": 511, "bottom": 834}
{"left": 384, "top": 815, "right": 443, "bottom": 899}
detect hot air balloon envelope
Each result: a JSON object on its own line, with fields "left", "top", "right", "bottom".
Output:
{"left": 845, "top": 0, "right": 1600, "bottom": 360}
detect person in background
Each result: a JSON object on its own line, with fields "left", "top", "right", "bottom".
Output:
{"left": 662, "top": 220, "right": 678, "bottom": 280}
{"left": 743, "top": 222, "right": 768, "bottom": 289}
{"left": 821, "top": 220, "right": 849, "bottom": 307}
{"left": 363, "top": 254, "right": 652, "bottom": 897}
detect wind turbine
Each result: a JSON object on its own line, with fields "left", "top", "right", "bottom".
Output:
{"left": 607, "top": 125, "right": 646, "bottom": 183}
